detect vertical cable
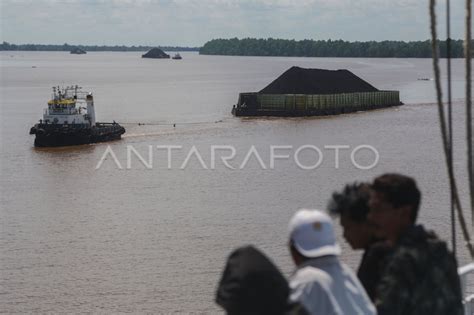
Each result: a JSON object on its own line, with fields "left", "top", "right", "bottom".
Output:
{"left": 446, "top": 0, "right": 456, "bottom": 255}
{"left": 430, "top": 0, "right": 474, "bottom": 259}
{"left": 465, "top": 0, "right": 474, "bottom": 228}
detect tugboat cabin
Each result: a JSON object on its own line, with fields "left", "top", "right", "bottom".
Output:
{"left": 42, "top": 86, "right": 95, "bottom": 126}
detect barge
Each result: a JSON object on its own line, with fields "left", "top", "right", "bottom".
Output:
{"left": 232, "top": 67, "right": 402, "bottom": 117}
{"left": 29, "top": 86, "right": 125, "bottom": 147}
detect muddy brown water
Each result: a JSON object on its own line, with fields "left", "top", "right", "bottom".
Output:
{"left": 1, "top": 51, "right": 472, "bottom": 313}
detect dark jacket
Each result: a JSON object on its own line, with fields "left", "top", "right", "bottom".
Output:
{"left": 375, "top": 225, "right": 463, "bottom": 315}
{"left": 216, "top": 245, "right": 307, "bottom": 315}
{"left": 357, "top": 241, "right": 392, "bottom": 301}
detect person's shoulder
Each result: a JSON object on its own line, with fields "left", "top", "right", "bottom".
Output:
{"left": 289, "top": 266, "right": 336, "bottom": 314}
{"left": 389, "top": 225, "right": 457, "bottom": 273}
{"left": 399, "top": 225, "right": 440, "bottom": 245}
{"left": 398, "top": 225, "right": 451, "bottom": 255}
{"left": 292, "top": 265, "right": 332, "bottom": 285}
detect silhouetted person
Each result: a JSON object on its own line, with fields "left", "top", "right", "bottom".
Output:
{"left": 368, "top": 173, "right": 463, "bottom": 315}
{"left": 328, "top": 182, "right": 391, "bottom": 301}
{"left": 288, "top": 209, "right": 376, "bottom": 315}
{"left": 216, "top": 245, "right": 308, "bottom": 315}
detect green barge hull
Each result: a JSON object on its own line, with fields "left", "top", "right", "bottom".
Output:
{"left": 232, "top": 91, "right": 402, "bottom": 117}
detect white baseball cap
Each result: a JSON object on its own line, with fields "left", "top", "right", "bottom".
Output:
{"left": 288, "top": 209, "right": 341, "bottom": 258}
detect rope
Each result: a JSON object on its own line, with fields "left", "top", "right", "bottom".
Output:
{"left": 446, "top": 0, "right": 456, "bottom": 254}
{"left": 118, "top": 120, "right": 223, "bottom": 126}
{"left": 430, "top": 0, "right": 474, "bottom": 259}
{"left": 465, "top": 0, "right": 474, "bottom": 226}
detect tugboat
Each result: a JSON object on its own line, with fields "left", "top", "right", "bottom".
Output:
{"left": 172, "top": 53, "right": 182, "bottom": 60}
{"left": 29, "top": 86, "right": 125, "bottom": 147}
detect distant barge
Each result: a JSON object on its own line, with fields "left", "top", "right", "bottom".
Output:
{"left": 232, "top": 67, "right": 402, "bottom": 117}
{"left": 30, "top": 86, "right": 125, "bottom": 147}
{"left": 70, "top": 47, "right": 86, "bottom": 54}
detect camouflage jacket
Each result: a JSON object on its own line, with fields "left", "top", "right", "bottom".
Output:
{"left": 375, "top": 225, "right": 463, "bottom": 315}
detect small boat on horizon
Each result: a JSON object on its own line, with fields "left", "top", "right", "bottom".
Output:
{"left": 70, "top": 47, "right": 86, "bottom": 54}
{"left": 172, "top": 53, "right": 182, "bottom": 60}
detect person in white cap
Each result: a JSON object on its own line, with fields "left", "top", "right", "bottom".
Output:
{"left": 288, "top": 209, "right": 376, "bottom": 315}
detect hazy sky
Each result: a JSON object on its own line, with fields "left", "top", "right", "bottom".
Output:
{"left": 0, "top": 0, "right": 469, "bottom": 46}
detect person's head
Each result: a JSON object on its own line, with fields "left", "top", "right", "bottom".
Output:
{"left": 215, "top": 245, "right": 289, "bottom": 315}
{"left": 368, "top": 173, "right": 421, "bottom": 242}
{"left": 288, "top": 209, "right": 340, "bottom": 266}
{"left": 328, "top": 182, "right": 376, "bottom": 249}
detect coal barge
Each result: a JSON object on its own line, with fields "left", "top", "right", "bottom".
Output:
{"left": 232, "top": 67, "right": 402, "bottom": 117}
{"left": 29, "top": 86, "right": 125, "bottom": 147}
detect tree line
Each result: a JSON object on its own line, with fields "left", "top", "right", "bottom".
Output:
{"left": 0, "top": 42, "right": 200, "bottom": 52}
{"left": 199, "top": 38, "right": 471, "bottom": 58}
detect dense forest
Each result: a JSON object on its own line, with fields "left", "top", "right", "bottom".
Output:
{"left": 200, "top": 38, "right": 470, "bottom": 58}
{"left": 3, "top": 39, "right": 471, "bottom": 58}
{"left": 0, "top": 42, "right": 199, "bottom": 52}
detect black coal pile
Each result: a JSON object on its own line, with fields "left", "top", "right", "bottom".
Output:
{"left": 259, "top": 66, "right": 378, "bottom": 95}
{"left": 142, "top": 48, "right": 170, "bottom": 59}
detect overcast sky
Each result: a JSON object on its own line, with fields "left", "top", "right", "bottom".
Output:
{"left": 0, "top": 0, "right": 469, "bottom": 46}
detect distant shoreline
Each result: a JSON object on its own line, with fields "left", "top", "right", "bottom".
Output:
{"left": 200, "top": 38, "right": 472, "bottom": 58}
{"left": 3, "top": 38, "right": 473, "bottom": 58}
{"left": 0, "top": 42, "right": 200, "bottom": 52}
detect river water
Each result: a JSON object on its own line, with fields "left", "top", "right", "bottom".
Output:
{"left": 0, "top": 51, "right": 472, "bottom": 313}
